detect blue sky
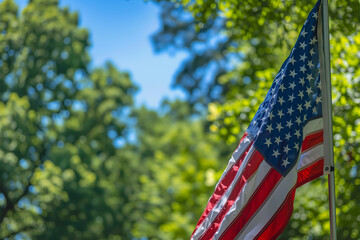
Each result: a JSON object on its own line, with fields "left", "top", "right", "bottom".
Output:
{"left": 14, "top": 0, "right": 187, "bottom": 108}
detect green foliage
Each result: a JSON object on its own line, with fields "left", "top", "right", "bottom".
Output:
{"left": 154, "top": 0, "right": 359, "bottom": 106}
{"left": 131, "top": 100, "right": 231, "bottom": 239}
{"left": 0, "top": 1, "right": 228, "bottom": 239}
{"left": 1, "top": 0, "right": 358, "bottom": 239}
{"left": 0, "top": 0, "right": 90, "bottom": 237}
{"left": 153, "top": 0, "right": 360, "bottom": 239}
{"left": 0, "top": 0, "right": 140, "bottom": 239}
{"left": 35, "top": 62, "right": 139, "bottom": 240}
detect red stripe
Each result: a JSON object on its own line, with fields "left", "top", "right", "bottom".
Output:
{"left": 297, "top": 158, "right": 324, "bottom": 187}
{"left": 301, "top": 130, "right": 323, "bottom": 152}
{"left": 218, "top": 168, "right": 282, "bottom": 240}
{"left": 254, "top": 186, "right": 297, "bottom": 240}
{"left": 199, "top": 150, "right": 265, "bottom": 240}
{"left": 191, "top": 133, "right": 250, "bottom": 236}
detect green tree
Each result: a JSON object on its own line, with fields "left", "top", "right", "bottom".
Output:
{"left": 0, "top": 0, "right": 139, "bottom": 239}
{"left": 34, "top": 63, "right": 139, "bottom": 240}
{"left": 0, "top": 0, "right": 89, "bottom": 236}
{"left": 153, "top": 0, "right": 360, "bottom": 239}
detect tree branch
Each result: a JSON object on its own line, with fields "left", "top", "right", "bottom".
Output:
{"left": 1, "top": 224, "right": 37, "bottom": 239}
{"left": 0, "top": 145, "right": 47, "bottom": 225}
{"left": 0, "top": 182, "right": 15, "bottom": 225}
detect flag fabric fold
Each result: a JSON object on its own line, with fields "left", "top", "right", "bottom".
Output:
{"left": 192, "top": 1, "right": 325, "bottom": 239}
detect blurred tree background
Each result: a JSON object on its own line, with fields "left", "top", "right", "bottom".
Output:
{"left": 0, "top": 0, "right": 359, "bottom": 239}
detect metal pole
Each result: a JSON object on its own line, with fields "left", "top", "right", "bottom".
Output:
{"left": 320, "top": 0, "right": 337, "bottom": 239}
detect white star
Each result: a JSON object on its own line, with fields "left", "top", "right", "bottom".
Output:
{"left": 300, "top": 65, "right": 306, "bottom": 74}
{"left": 288, "top": 94, "right": 295, "bottom": 102}
{"left": 316, "top": 96, "right": 322, "bottom": 104}
{"left": 297, "top": 104, "right": 303, "bottom": 113}
{"left": 285, "top": 132, "right": 291, "bottom": 140}
{"left": 286, "top": 119, "right": 293, "bottom": 128}
{"left": 300, "top": 53, "right": 307, "bottom": 62}
{"left": 300, "top": 41, "right": 307, "bottom": 50}
{"left": 306, "top": 73, "right": 314, "bottom": 81}
{"left": 299, "top": 77, "right": 305, "bottom": 86}
{"left": 298, "top": 90, "right": 304, "bottom": 99}
{"left": 304, "top": 114, "right": 308, "bottom": 122}
{"left": 313, "top": 12, "right": 318, "bottom": 19}
{"left": 310, "top": 48, "right": 315, "bottom": 56}
{"left": 306, "top": 86, "right": 313, "bottom": 95}
{"left": 279, "top": 84, "right": 286, "bottom": 92}
{"left": 312, "top": 106, "right": 318, "bottom": 114}
{"left": 266, "top": 124, "right": 273, "bottom": 133}
{"left": 307, "top": 61, "right": 314, "bottom": 68}
{"left": 304, "top": 100, "right": 311, "bottom": 109}
{"left": 282, "top": 158, "right": 290, "bottom": 167}
{"left": 289, "top": 70, "right": 297, "bottom": 78}
{"left": 294, "top": 129, "right": 301, "bottom": 138}
{"left": 295, "top": 116, "right": 302, "bottom": 125}
{"left": 289, "top": 56, "right": 296, "bottom": 65}
{"left": 277, "top": 110, "right": 284, "bottom": 119}
{"left": 269, "top": 112, "right": 274, "bottom": 120}
{"left": 300, "top": 29, "right": 308, "bottom": 38}
{"left": 276, "top": 122, "right": 283, "bottom": 131}
{"left": 278, "top": 96, "right": 285, "bottom": 105}
{"left": 317, "top": 81, "right": 322, "bottom": 89}
{"left": 294, "top": 142, "right": 299, "bottom": 151}
{"left": 310, "top": 36, "right": 318, "bottom": 45}
{"left": 265, "top": 138, "right": 272, "bottom": 147}
{"left": 275, "top": 136, "right": 282, "bottom": 145}
{"left": 272, "top": 149, "right": 280, "bottom": 158}
{"left": 311, "top": 25, "right": 316, "bottom": 32}
{"left": 284, "top": 145, "right": 290, "bottom": 154}
{"left": 289, "top": 82, "right": 296, "bottom": 90}
{"left": 287, "top": 107, "right": 294, "bottom": 116}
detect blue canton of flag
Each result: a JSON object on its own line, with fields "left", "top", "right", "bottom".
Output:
{"left": 247, "top": 1, "right": 322, "bottom": 176}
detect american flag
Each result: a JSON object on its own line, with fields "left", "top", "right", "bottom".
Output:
{"left": 192, "top": 1, "right": 325, "bottom": 239}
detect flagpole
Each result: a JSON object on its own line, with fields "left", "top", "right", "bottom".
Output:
{"left": 320, "top": 0, "right": 337, "bottom": 239}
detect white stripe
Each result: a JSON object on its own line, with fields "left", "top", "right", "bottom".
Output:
{"left": 235, "top": 166, "right": 298, "bottom": 240}
{"left": 297, "top": 144, "right": 324, "bottom": 170}
{"left": 216, "top": 135, "right": 252, "bottom": 186}
{"left": 297, "top": 117, "right": 324, "bottom": 170}
{"left": 212, "top": 161, "right": 272, "bottom": 239}
{"left": 303, "top": 118, "right": 323, "bottom": 139}
{"left": 192, "top": 143, "right": 255, "bottom": 240}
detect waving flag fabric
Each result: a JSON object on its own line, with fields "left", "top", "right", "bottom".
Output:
{"left": 192, "top": 1, "right": 325, "bottom": 239}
